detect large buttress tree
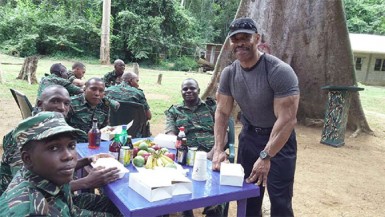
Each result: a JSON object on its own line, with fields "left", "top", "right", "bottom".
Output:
{"left": 202, "top": 0, "right": 371, "bottom": 134}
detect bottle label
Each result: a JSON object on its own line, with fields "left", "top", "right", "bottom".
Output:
{"left": 109, "top": 151, "right": 119, "bottom": 160}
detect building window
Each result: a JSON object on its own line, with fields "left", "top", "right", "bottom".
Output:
{"left": 373, "top": 59, "right": 385, "bottom": 71}
{"left": 382, "top": 60, "right": 385, "bottom": 71}
{"left": 355, "top": 57, "right": 362, "bottom": 70}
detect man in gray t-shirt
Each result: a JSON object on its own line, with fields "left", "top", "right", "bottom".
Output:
{"left": 212, "top": 17, "right": 300, "bottom": 217}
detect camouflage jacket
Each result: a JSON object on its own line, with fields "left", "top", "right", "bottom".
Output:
{"left": 0, "top": 167, "right": 113, "bottom": 216}
{"left": 105, "top": 82, "right": 150, "bottom": 110}
{"left": 164, "top": 97, "right": 216, "bottom": 151}
{"left": 0, "top": 130, "right": 21, "bottom": 196}
{"left": 36, "top": 74, "right": 83, "bottom": 99}
{"left": 102, "top": 70, "right": 121, "bottom": 88}
{"left": 67, "top": 71, "right": 76, "bottom": 83}
{"left": 67, "top": 94, "right": 119, "bottom": 142}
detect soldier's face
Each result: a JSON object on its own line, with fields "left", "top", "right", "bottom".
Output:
{"left": 115, "top": 62, "right": 125, "bottom": 75}
{"left": 74, "top": 67, "right": 86, "bottom": 79}
{"left": 22, "top": 135, "right": 78, "bottom": 186}
{"left": 181, "top": 80, "right": 200, "bottom": 104}
{"left": 39, "top": 89, "right": 71, "bottom": 117}
{"left": 85, "top": 80, "right": 105, "bottom": 106}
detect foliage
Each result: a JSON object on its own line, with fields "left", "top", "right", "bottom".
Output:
{"left": 171, "top": 56, "right": 199, "bottom": 71}
{"left": 344, "top": 0, "right": 385, "bottom": 35}
{"left": 0, "top": 0, "right": 101, "bottom": 57}
{"left": 182, "top": 0, "right": 239, "bottom": 43}
{"left": 111, "top": 0, "right": 202, "bottom": 63}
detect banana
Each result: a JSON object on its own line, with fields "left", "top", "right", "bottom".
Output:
{"left": 159, "top": 156, "right": 169, "bottom": 165}
{"left": 133, "top": 139, "right": 146, "bottom": 147}
{"left": 161, "top": 155, "right": 174, "bottom": 164}
{"left": 152, "top": 156, "right": 158, "bottom": 168}
{"left": 157, "top": 157, "right": 165, "bottom": 167}
{"left": 145, "top": 155, "right": 153, "bottom": 169}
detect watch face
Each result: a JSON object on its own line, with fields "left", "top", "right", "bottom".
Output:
{"left": 260, "top": 151, "right": 267, "bottom": 159}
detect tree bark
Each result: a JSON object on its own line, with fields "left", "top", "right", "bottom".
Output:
{"left": 133, "top": 62, "right": 140, "bottom": 76}
{"left": 100, "top": 0, "right": 111, "bottom": 64}
{"left": 17, "top": 56, "right": 38, "bottom": 84}
{"left": 202, "top": 0, "right": 371, "bottom": 133}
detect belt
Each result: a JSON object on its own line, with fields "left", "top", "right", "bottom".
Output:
{"left": 247, "top": 125, "right": 273, "bottom": 135}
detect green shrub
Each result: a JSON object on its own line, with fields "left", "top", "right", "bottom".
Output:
{"left": 171, "top": 56, "right": 199, "bottom": 72}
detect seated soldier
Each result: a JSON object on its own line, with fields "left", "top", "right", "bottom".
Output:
{"left": 105, "top": 71, "right": 152, "bottom": 120}
{"left": 67, "top": 77, "right": 119, "bottom": 142}
{"left": 0, "top": 85, "right": 121, "bottom": 215}
{"left": 164, "top": 78, "right": 227, "bottom": 217}
{"left": 102, "top": 59, "right": 125, "bottom": 88}
{"left": 36, "top": 63, "right": 83, "bottom": 101}
{"left": 68, "top": 62, "right": 86, "bottom": 88}
{"left": 0, "top": 111, "right": 121, "bottom": 216}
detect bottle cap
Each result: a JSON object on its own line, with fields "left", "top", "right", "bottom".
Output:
{"left": 179, "top": 126, "right": 185, "bottom": 131}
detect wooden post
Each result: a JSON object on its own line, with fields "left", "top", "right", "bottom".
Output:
{"left": 100, "top": 0, "right": 111, "bottom": 64}
{"left": 133, "top": 62, "right": 139, "bottom": 76}
{"left": 0, "top": 68, "right": 3, "bottom": 84}
{"left": 157, "top": 73, "right": 163, "bottom": 85}
{"left": 17, "top": 56, "right": 38, "bottom": 84}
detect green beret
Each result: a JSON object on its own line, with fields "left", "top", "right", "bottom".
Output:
{"left": 13, "top": 111, "right": 86, "bottom": 149}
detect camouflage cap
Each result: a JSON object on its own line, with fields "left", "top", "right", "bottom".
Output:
{"left": 13, "top": 111, "right": 86, "bottom": 149}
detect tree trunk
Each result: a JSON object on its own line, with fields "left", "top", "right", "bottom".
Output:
{"left": 17, "top": 56, "right": 38, "bottom": 84}
{"left": 202, "top": 0, "right": 371, "bottom": 133}
{"left": 133, "top": 62, "right": 140, "bottom": 76}
{"left": 100, "top": 0, "right": 111, "bottom": 64}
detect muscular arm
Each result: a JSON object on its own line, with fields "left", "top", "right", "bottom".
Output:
{"left": 212, "top": 93, "right": 234, "bottom": 170}
{"left": 246, "top": 94, "right": 299, "bottom": 186}
{"left": 265, "top": 94, "right": 299, "bottom": 157}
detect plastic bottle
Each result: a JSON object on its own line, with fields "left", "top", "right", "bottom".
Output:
{"left": 175, "top": 126, "right": 186, "bottom": 149}
{"left": 176, "top": 138, "right": 188, "bottom": 165}
{"left": 119, "top": 125, "right": 128, "bottom": 145}
{"left": 88, "top": 118, "right": 101, "bottom": 149}
{"left": 109, "top": 134, "right": 122, "bottom": 160}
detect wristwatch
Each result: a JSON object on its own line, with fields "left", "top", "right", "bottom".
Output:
{"left": 259, "top": 150, "right": 271, "bottom": 160}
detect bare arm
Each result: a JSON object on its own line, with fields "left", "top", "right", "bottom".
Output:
{"left": 246, "top": 94, "right": 299, "bottom": 186}
{"left": 212, "top": 92, "right": 234, "bottom": 170}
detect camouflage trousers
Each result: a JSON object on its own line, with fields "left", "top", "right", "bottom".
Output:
{"left": 73, "top": 192, "right": 122, "bottom": 217}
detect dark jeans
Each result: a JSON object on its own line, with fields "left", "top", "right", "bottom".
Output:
{"left": 237, "top": 126, "right": 297, "bottom": 217}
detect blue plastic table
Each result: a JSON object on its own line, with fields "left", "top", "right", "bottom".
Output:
{"left": 76, "top": 140, "right": 260, "bottom": 217}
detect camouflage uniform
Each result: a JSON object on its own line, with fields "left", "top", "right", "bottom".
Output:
{"left": 67, "top": 94, "right": 119, "bottom": 142}
{"left": 102, "top": 70, "right": 121, "bottom": 88}
{"left": 0, "top": 112, "right": 118, "bottom": 216}
{"left": 67, "top": 71, "right": 76, "bottom": 83}
{"left": 36, "top": 74, "right": 83, "bottom": 99}
{"left": 105, "top": 82, "right": 150, "bottom": 110}
{"left": 0, "top": 130, "right": 19, "bottom": 195}
{"left": 164, "top": 97, "right": 216, "bottom": 152}
{"left": 0, "top": 168, "right": 115, "bottom": 216}
{"left": 0, "top": 113, "right": 121, "bottom": 216}
{"left": 165, "top": 98, "right": 227, "bottom": 216}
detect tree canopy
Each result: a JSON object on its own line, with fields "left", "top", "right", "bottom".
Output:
{"left": 0, "top": 0, "right": 383, "bottom": 65}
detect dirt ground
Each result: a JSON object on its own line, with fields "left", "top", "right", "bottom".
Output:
{"left": 1, "top": 97, "right": 384, "bottom": 217}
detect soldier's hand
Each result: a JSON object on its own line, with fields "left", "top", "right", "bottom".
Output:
{"left": 85, "top": 166, "right": 120, "bottom": 188}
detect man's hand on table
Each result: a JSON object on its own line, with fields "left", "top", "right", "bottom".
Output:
{"left": 211, "top": 150, "right": 228, "bottom": 171}
{"left": 84, "top": 166, "right": 120, "bottom": 188}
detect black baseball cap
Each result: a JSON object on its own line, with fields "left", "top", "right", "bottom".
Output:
{"left": 228, "top": 18, "right": 258, "bottom": 37}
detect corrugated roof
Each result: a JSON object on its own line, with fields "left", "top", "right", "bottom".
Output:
{"left": 349, "top": 33, "right": 385, "bottom": 54}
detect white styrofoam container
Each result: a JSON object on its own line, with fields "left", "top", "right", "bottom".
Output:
{"left": 128, "top": 172, "right": 173, "bottom": 202}
{"left": 91, "top": 157, "right": 129, "bottom": 179}
{"left": 220, "top": 163, "right": 245, "bottom": 187}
